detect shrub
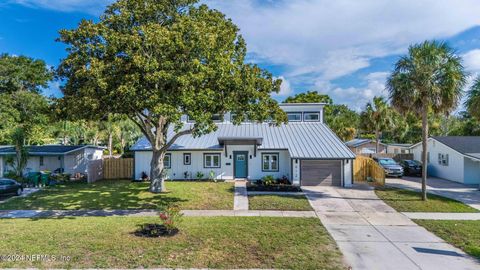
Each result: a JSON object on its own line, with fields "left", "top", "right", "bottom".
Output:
{"left": 208, "top": 170, "right": 216, "bottom": 182}
{"left": 159, "top": 206, "right": 183, "bottom": 233}
{"left": 262, "top": 175, "right": 275, "bottom": 186}
{"left": 276, "top": 175, "right": 290, "bottom": 185}
{"left": 196, "top": 171, "right": 204, "bottom": 180}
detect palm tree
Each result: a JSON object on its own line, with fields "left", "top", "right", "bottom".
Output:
{"left": 466, "top": 76, "right": 480, "bottom": 119}
{"left": 387, "top": 40, "right": 466, "bottom": 201}
{"left": 360, "top": 96, "right": 396, "bottom": 153}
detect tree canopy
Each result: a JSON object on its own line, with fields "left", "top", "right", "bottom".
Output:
{"left": 466, "top": 76, "right": 480, "bottom": 120}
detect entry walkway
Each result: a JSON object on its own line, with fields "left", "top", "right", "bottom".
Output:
{"left": 234, "top": 180, "right": 249, "bottom": 210}
{"left": 302, "top": 185, "right": 479, "bottom": 270}
{"left": 387, "top": 176, "right": 480, "bottom": 210}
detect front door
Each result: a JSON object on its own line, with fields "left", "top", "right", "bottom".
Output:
{"left": 234, "top": 151, "right": 248, "bottom": 178}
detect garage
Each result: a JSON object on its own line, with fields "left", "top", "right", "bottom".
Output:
{"left": 301, "top": 160, "right": 342, "bottom": 186}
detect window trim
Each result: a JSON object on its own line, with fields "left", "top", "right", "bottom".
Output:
{"left": 183, "top": 153, "right": 191, "bottom": 165}
{"left": 164, "top": 153, "right": 172, "bottom": 169}
{"left": 261, "top": 152, "right": 280, "bottom": 172}
{"left": 287, "top": 112, "right": 302, "bottom": 122}
{"left": 39, "top": 156, "right": 44, "bottom": 166}
{"left": 203, "top": 153, "right": 221, "bottom": 168}
{"left": 303, "top": 111, "right": 320, "bottom": 122}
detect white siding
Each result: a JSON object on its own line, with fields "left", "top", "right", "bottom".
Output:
{"left": 464, "top": 157, "right": 480, "bottom": 184}
{"left": 412, "top": 139, "right": 464, "bottom": 183}
{"left": 135, "top": 148, "right": 292, "bottom": 182}
{"left": 64, "top": 148, "right": 104, "bottom": 174}
{"left": 343, "top": 159, "right": 353, "bottom": 187}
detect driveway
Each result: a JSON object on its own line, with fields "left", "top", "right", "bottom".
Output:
{"left": 302, "top": 185, "right": 479, "bottom": 270}
{"left": 386, "top": 176, "right": 480, "bottom": 210}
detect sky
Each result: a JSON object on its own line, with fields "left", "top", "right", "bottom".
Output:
{"left": 1, "top": 0, "right": 480, "bottom": 111}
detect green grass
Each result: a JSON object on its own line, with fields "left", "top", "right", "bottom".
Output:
{"left": 375, "top": 187, "right": 479, "bottom": 213}
{"left": 249, "top": 194, "right": 313, "bottom": 211}
{"left": 0, "top": 217, "right": 345, "bottom": 269}
{"left": 0, "top": 180, "right": 233, "bottom": 210}
{"left": 415, "top": 220, "right": 480, "bottom": 259}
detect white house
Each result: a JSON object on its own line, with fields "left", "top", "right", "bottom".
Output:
{"left": 386, "top": 143, "right": 412, "bottom": 154}
{"left": 411, "top": 136, "right": 480, "bottom": 184}
{"left": 131, "top": 103, "right": 356, "bottom": 187}
{"left": 0, "top": 145, "right": 104, "bottom": 177}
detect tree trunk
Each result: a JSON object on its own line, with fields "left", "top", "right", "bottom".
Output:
{"left": 15, "top": 145, "right": 23, "bottom": 177}
{"left": 108, "top": 133, "right": 113, "bottom": 157}
{"left": 150, "top": 149, "right": 166, "bottom": 193}
{"left": 375, "top": 130, "right": 380, "bottom": 153}
{"left": 421, "top": 108, "right": 429, "bottom": 201}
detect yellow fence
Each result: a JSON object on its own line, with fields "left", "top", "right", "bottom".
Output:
{"left": 353, "top": 156, "right": 385, "bottom": 186}
{"left": 103, "top": 158, "right": 134, "bottom": 180}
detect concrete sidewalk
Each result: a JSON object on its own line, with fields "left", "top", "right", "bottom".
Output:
{"left": 234, "top": 180, "right": 249, "bottom": 210}
{"left": 402, "top": 212, "right": 480, "bottom": 220}
{"left": 302, "top": 185, "right": 479, "bottom": 270}
{"left": 387, "top": 177, "right": 480, "bottom": 210}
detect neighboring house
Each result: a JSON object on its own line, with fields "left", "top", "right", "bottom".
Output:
{"left": 345, "top": 139, "right": 387, "bottom": 154}
{"left": 0, "top": 145, "right": 104, "bottom": 177}
{"left": 131, "top": 103, "right": 356, "bottom": 187}
{"left": 386, "top": 143, "right": 412, "bottom": 154}
{"left": 411, "top": 136, "right": 480, "bottom": 184}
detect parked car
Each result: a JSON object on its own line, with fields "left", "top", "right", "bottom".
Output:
{"left": 0, "top": 178, "right": 23, "bottom": 196}
{"left": 400, "top": 160, "right": 422, "bottom": 176}
{"left": 373, "top": 157, "right": 404, "bottom": 177}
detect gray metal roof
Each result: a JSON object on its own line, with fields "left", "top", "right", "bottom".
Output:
{"left": 0, "top": 145, "right": 105, "bottom": 156}
{"left": 432, "top": 136, "right": 480, "bottom": 155}
{"left": 131, "top": 122, "right": 355, "bottom": 159}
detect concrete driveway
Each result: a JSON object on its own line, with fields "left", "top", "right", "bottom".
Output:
{"left": 386, "top": 176, "right": 480, "bottom": 210}
{"left": 302, "top": 185, "right": 479, "bottom": 270}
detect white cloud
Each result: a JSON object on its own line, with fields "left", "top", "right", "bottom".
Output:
{"left": 315, "top": 72, "right": 389, "bottom": 111}
{"left": 10, "top": 0, "right": 112, "bottom": 15}
{"left": 462, "top": 49, "right": 480, "bottom": 73}
{"left": 207, "top": 0, "right": 480, "bottom": 81}
{"left": 273, "top": 76, "right": 293, "bottom": 97}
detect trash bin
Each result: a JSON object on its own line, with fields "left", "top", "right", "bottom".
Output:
{"left": 40, "top": 172, "right": 50, "bottom": 186}
{"left": 28, "top": 172, "right": 40, "bottom": 187}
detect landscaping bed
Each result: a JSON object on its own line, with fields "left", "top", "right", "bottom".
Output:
{"left": 249, "top": 194, "right": 313, "bottom": 211}
{"left": 374, "top": 187, "right": 478, "bottom": 213}
{"left": 415, "top": 220, "right": 480, "bottom": 259}
{"left": 0, "top": 180, "right": 234, "bottom": 210}
{"left": 0, "top": 216, "right": 345, "bottom": 269}
{"left": 246, "top": 183, "right": 302, "bottom": 192}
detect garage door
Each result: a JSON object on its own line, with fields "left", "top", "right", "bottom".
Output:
{"left": 301, "top": 160, "right": 342, "bottom": 186}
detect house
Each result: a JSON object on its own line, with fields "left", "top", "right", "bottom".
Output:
{"left": 0, "top": 145, "right": 104, "bottom": 177}
{"left": 386, "top": 143, "right": 412, "bottom": 154}
{"left": 131, "top": 103, "right": 356, "bottom": 187}
{"left": 411, "top": 136, "right": 480, "bottom": 184}
{"left": 345, "top": 139, "right": 387, "bottom": 154}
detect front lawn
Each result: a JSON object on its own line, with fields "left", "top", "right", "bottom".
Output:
{"left": 0, "top": 180, "right": 233, "bottom": 210}
{"left": 415, "top": 220, "right": 480, "bottom": 259}
{"left": 375, "top": 187, "right": 478, "bottom": 213}
{"left": 249, "top": 194, "right": 313, "bottom": 211}
{"left": 0, "top": 217, "right": 345, "bottom": 269}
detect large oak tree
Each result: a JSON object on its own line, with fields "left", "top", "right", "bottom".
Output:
{"left": 57, "top": 0, "right": 286, "bottom": 192}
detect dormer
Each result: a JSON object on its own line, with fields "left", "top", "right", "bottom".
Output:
{"left": 279, "top": 103, "right": 325, "bottom": 123}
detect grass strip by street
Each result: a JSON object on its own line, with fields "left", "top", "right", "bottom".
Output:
{"left": 414, "top": 220, "right": 480, "bottom": 259}
{"left": 0, "top": 216, "right": 345, "bottom": 270}
{"left": 375, "top": 187, "right": 478, "bottom": 213}
{"left": 248, "top": 194, "right": 313, "bottom": 211}
{"left": 0, "top": 180, "right": 234, "bottom": 210}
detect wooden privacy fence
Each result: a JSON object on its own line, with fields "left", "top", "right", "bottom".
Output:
{"left": 103, "top": 158, "right": 134, "bottom": 180}
{"left": 353, "top": 156, "right": 385, "bottom": 186}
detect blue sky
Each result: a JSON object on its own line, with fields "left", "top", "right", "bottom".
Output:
{"left": 1, "top": 0, "right": 480, "bottom": 111}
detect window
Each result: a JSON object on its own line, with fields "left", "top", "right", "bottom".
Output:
{"left": 262, "top": 153, "right": 279, "bottom": 171}
{"left": 164, "top": 154, "right": 171, "bottom": 168}
{"left": 438, "top": 153, "right": 449, "bottom": 166}
{"left": 39, "top": 156, "right": 44, "bottom": 166}
{"left": 183, "top": 153, "right": 191, "bottom": 165}
{"left": 187, "top": 116, "right": 195, "bottom": 123}
{"left": 287, "top": 113, "right": 302, "bottom": 122}
{"left": 204, "top": 153, "right": 221, "bottom": 168}
{"left": 211, "top": 114, "right": 222, "bottom": 122}
{"left": 303, "top": 112, "right": 320, "bottom": 121}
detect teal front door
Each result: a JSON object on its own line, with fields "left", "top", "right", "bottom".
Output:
{"left": 234, "top": 151, "right": 248, "bottom": 178}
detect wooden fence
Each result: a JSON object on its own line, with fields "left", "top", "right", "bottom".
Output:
{"left": 353, "top": 155, "right": 385, "bottom": 186}
{"left": 103, "top": 158, "right": 134, "bottom": 180}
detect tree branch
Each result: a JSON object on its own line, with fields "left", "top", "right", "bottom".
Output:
{"left": 160, "top": 128, "right": 195, "bottom": 153}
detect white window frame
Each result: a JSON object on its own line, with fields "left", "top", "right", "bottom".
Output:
{"left": 262, "top": 153, "right": 279, "bottom": 172}
{"left": 204, "top": 153, "right": 221, "bottom": 168}
{"left": 303, "top": 112, "right": 320, "bottom": 122}
{"left": 183, "top": 153, "right": 191, "bottom": 165}
{"left": 438, "top": 153, "right": 449, "bottom": 166}
{"left": 287, "top": 113, "right": 302, "bottom": 122}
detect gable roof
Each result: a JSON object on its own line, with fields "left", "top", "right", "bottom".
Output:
{"left": 432, "top": 136, "right": 480, "bottom": 154}
{"left": 345, "top": 138, "right": 387, "bottom": 148}
{"left": 131, "top": 122, "right": 355, "bottom": 159}
{"left": 0, "top": 145, "right": 105, "bottom": 156}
